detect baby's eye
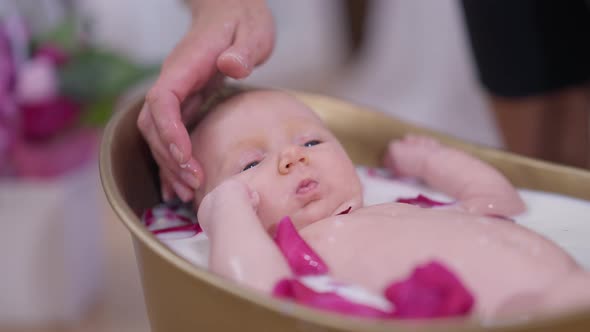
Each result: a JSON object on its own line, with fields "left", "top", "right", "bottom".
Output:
{"left": 242, "top": 161, "right": 260, "bottom": 172}
{"left": 303, "top": 140, "right": 321, "bottom": 147}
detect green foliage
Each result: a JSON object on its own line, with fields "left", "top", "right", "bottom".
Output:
{"left": 33, "top": 17, "right": 80, "bottom": 52}
{"left": 59, "top": 49, "right": 158, "bottom": 101}
{"left": 59, "top": 50, "right": 158, "bottom": 126}
{"left": 36, "top": 17, "right": 159, "bottom": 126}
{"left": 81, "top": 98, "right": 116, "bottom": 127}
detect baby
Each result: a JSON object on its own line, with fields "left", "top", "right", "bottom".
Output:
{"left": 189, "top": 89, "right": 590, "bottom": 320}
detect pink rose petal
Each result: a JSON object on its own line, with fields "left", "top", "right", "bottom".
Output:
{"left": 142, "top": 203, "right": 201, "bottom": 239}
{"left": 143, "top": 208, "right": 155, "bottom": 227}
{"left": 152, "top": 224, "right": 202, "bottom": 236}
{"left": 385, "top": 261, "right": 474, "bottom": 318}
{"left": 396, "top": 194, "right": 451, "bottom": 208}
{"left": 273, "top": 278, "right": 392, "bottom": 319}
{"left": 274, "top": 216, "right": 329, "bottom": 276}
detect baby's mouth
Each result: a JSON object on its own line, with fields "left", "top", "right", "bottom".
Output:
{"left": 296, "top": 178, "right": 318, "bottom": 195}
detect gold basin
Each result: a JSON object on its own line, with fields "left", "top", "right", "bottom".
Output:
{"left": 100, "top": 89, "right": 590, "bottom": 332}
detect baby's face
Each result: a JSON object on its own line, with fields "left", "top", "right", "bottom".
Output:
{"left": 192, "top": 90, "right": 363, "bottom": 233}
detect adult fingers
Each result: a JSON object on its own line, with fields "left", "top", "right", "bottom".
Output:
{"left": 142, "top": 19, "right": 236, "bottom": 168}
{"left": 180, "top": 72, "right": 226, "bottom": 127}
{"left": 159, "top": 169, "right": 174, "bottom": 202}
{"left": 139, "top": 112, "right": 203, "bottom": 192}
{"left": 217, "top": 1, "right": 275, "bottom": 78}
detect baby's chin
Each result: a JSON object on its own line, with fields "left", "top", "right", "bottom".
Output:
{"left": 260, "top": 209, "right": 320, "bottom": 236}
{"left": 277, "top": 202, "right": 346, "bottom": 231}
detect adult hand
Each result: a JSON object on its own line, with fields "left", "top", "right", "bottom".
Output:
{"left": 137, "top": 0, "right": 275, "bottom": 202}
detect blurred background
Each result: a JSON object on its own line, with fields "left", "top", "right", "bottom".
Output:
{"left": 0, "top": 0, "right": 588, "bottom": 331}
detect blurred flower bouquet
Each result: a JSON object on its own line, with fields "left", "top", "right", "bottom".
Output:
{"left": 0, "top": 12, "right": 156, "bottom": 324}
{"left": 0, "top": 14, "right": 155, "bottom": 178}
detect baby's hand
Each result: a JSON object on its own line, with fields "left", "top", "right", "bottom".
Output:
{"left": 197, "top": 178, "right": 260, "bottom": 234}
{"left": 383, "top": 134, "right": 441, "bottom": 178}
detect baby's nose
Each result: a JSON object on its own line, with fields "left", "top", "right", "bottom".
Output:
{"left": 278, "top": 146, "right": 309, "bottom": 174}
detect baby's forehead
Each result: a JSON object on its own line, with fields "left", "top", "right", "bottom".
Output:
{"left": 192, "top": 90, "right": 323, "bottom": 153}
{"left": 202, "top": 91, "right": 321, "bottom": 132}
{"left": 224, "top": 90, "right": 317, "bottom": 117}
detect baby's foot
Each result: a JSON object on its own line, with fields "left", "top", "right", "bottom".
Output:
{"left": 383, "top": 134, "right": 442, "bottom": 178}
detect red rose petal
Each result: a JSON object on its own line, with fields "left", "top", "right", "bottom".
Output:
{"left": 273, "top": 278, "right": 392, "bottom": 319}
{"left": 142, "top": 203, "right": 201, "bottom": 239}
{"left": 396, "top": 194, "right": 451, "bottom": 208}
{"left": 337, "top": 206, "right": 351, "bottom": 215}
{"left": 152, "top": 223, "right": 202, "bottom": 236}
{"left": 142, "top": 208, "right": 155, "bottom": 227}
{"left": 385, "top": 261, "right": 474, "bottom": 318}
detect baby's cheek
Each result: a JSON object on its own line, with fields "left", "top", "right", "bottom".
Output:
{"left": 258, "top": 189, "right": 295, "bottom": 231}
{"left": 254, "top": 197, "right": 280, "bottom": 233}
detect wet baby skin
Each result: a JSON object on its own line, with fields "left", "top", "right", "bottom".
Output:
{"left": 192, "top": 90, "right": 590, "bottom": 320}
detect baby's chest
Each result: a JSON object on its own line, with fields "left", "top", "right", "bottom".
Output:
{"left": 300, "top": 210, "right": 442, "bottom": 267}
{"left": 299, "top": 207, "right": 543, "bottom": 279}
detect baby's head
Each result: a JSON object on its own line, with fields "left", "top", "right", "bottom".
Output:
{"left": 190, "top": 89, "right": 363, "bottom": 233}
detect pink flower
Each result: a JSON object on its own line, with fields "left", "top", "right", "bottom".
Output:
{"left": 20, "top": 96, "right": 81, "bottom": 140}
{"left": 35, "top": 43, "right": 69, "bottom": 66}
{"left": 0, "top": 25, "right": 14, "bottom": 95}
{"left": 10, "top": 128, "right": 97, "bottom": 178}
{"left": 384, "top": 261, "right": 474, "bottom": 318}
{"left": 15, "top": 57, "right": 58, "bottom": 104}
{"left": 0, "top": 23, "right": 18, "bottom": 175}
{"left": 0, "top": 121, "right": 14, "bottom": 174}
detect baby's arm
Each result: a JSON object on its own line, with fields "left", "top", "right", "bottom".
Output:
{"left": 383, "top": 135, "right": 525, "bottom": 216}
{"left": 197, "top": 179, "right": 291, "bottom": 293}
